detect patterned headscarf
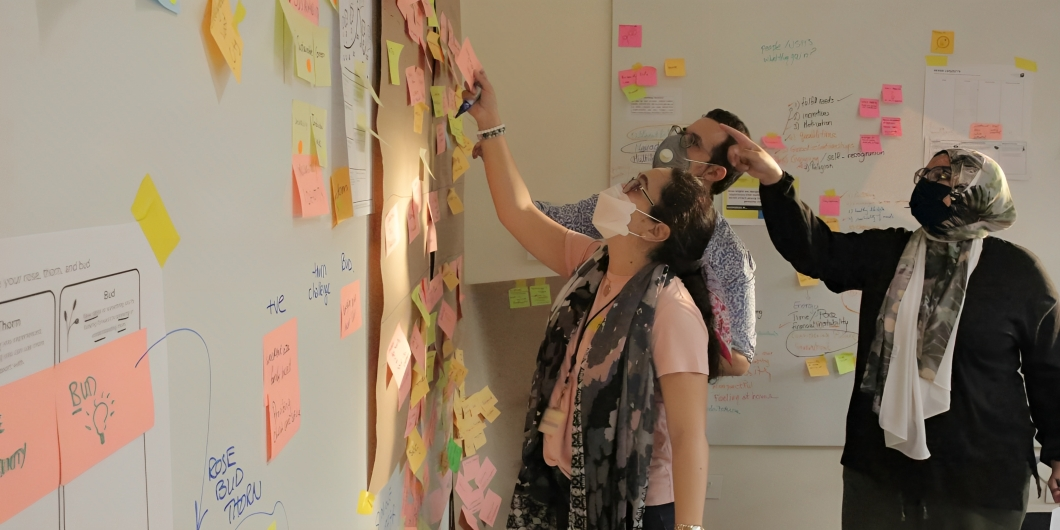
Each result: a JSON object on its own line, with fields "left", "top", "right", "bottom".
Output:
{"left": 862, "top": 149, "right": 1016, "bottom": 412}
{"left": 508, "top": 245, "right": 672, "bottom": 530}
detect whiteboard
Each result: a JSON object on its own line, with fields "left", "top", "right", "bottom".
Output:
{"left": 0, "top": 1, "right": 373, "bottom": 528}
{"left": 611, "top": 0, "right": 1060, "bottom": 445}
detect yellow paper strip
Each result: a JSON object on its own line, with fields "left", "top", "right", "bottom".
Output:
{"left": 1014, "top": 57, "right": 1038, "bottom": 72}
{"left": 131, "top": 174, "right": 181, "bottom": 267}
{"left": 925, "top": 55, "right": 948, "bottom": 66}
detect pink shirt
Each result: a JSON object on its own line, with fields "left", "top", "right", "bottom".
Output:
{"left": 542, "top": 231, "right": 711, "bottom": 506}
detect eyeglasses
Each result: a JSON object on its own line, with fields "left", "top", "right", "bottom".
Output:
{"left": 623, "top": 175, "right": 655, "bottom": 207}
{"left": 914, "top": 166, "right": 952, "bottom": 184}
{"left": 678, "top": 128, "right": 700, "bottom": 150}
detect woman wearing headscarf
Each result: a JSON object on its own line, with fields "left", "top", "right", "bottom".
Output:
{"left": 465, "top": 70, "right": 723, "bottom": 530}
{"left": 720, "top": 124, "right": 1060, "bottom": 530}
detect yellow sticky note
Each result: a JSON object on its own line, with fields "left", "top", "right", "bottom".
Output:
{"left": 835, "top": 353, "right": 856, "bottom": 375}
{"left": 509, "top": 284, "right": 530, "bottom": 308}
{"left": 406, "top": 429, "right": 427, "bottom": 473}
{"left": 425, "top": 0, "right": 438, "bottom": 27}
{"left": 430, "top": 86, "right": 445, "bottom": 118}
{"left": 1015, "top": 57, "right": 1037, "bottom": 72}
{"left": 797, "top": 272, "right": 819, "bottom": 287}
{"left": 426, "top": 311, "right": 438, "bottom": 345}
{"left": 930, "top": 30, "right": 954, "bottom": 54}
{"left": 279, "top": 0, "right": 316, "bottom": 85}
{"left": 821, "top": 216, "right": 840, "bottom": 232}
{"left": 413, "top": 102, "right": 425, "bottom": 134}
{"left": 267, "top": 522, "right": 276, "bottom": 530}
{"left": 442, "top": 266, "right": 459, "bottom": 291}
{"left": 411, "top": 365, "right": 430, "bottom": 404}
{"left": 925, "top": 55, "right": 948, "bottom": 66}
{"left": 353, "top": 60, "right": 382, "bottom": 106}
{"left": 309, "top": 104, "right": 327, "bottom": 164}
{"left": 292, "top": 100, "right": 312, "bottom": 156}
{"left": 806, "top": 356, "right": 830, "bottom": 377}
{"left": 426, "top": 31, "right": 444, "bottom": 61}
{"left": 664, "top": 58, "right": 685, "bottom": 77}
{"left": 622, "top": 84, "right": 647, "bottom": 102}
{"left": 529, "top": 278, "right": 551, "bottom": 306}
{"left": 312, "top": 26, "right": 332, "bottom": 86}
{"left": 448, "top": 116, "right": 467, "bottom": 147}
{"left": 131, "top": 174, "right": 181, "bottom": 267}
{"left": 331, "top": 168, "right": 354, "bottom": 227}
{"left": 357, "top": 490, "right": 375, "bottom": 514}
{"left": 824, "top": 189, "right": 836, "bottom": 197}
{"left": 418, "top": 147, "right": 434, "bottom": 179}
{"left": 386, "top": 40, "right": 403, "bottom": 85}
{"left": 209, "top": 0, "right": 244, "bottom": 82}
{"left": 452, "top": 149, "right": 469, "bottom": 181}
{"left": 447, "top": 188, "right": 464, "bottom": 214}
{"left": 631, "top": 62, "right": 642, "bottom": 70}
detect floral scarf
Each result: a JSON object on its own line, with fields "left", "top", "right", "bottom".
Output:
{"left": 507, "top": 245, "right": 672, "bottom": 530}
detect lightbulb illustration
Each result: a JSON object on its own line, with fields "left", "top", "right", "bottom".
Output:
{"left": 91, "top": 392, "right": 114, "bottom": 445}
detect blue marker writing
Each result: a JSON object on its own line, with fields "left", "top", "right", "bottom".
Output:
{"left": 454, "top": 86, "right": 482, "bottom": 118}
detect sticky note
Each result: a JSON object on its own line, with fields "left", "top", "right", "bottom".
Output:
{"left": 311, "top": 25, "right": 331, "bottom": 86}
{"left": 835, "top": 353, "right": 856, "bottom": 375}
{"left": 426, "top": 312, "right": 438, "bottom": 345}
{"left": 410, "top": 102, "right": 425, "bottom": 135}
{"left": 406, "top": 428, "right": 427, "bottom": 473}
{"left": 209, "top": 0, "right": 244, "bottom": 82}
{"left": 438, "top": 301, "right": 457, "bottom": 338}
{"left": 447, "top": 188, "right": 464, "bottom": 214}
{"left": 412, "top": 284, "right": 429, "bottom": 321}
{"left": 409, "top": 320, "right": 425, "bottom": 369}
{"left": 287, "top": 0, "right": 318, "bottom": 25}
{"left": 331, "top": 168, "right": 354, "bottom": 226}
{"left": 636, "top": 66, "right": 657, "bottom": 87}
{"left": 411, "top": 364, "right": 430, "bottom": 405}
{"left": 292, "top": 155, "right": 329, "bottom": 217}
{"left": 477, "top": 457, "right": 497, "bottom": 490}
{"left": 357, "top": 490, "right": 375, "bottom": 515}
{"left": 387, "top": 324, "right": 413, "bottom": 384}
{"left": 761, "top": 134, "right": 786, "bottom": 150}
{"left": 509, "top": 280, "right": 530, "bottom": 309}
{"left": 262, "top": 319, "right": 300, "bottom": 460}
{"left": 860, "top": 134, "right": 882, "bottom": 153}
{"left": 1014, "top": 57, "right": 1037, "bottom": 72}
{"left": 480, "top": 489, "right": 502, "bottom": 527}
{"left": 423, "top": 0, "right": 438, "bottom": 28}
{"left": 622, "top": 84, "right": 647, "bottom": 102}
{"left": 618, "top": 69, "right": 637, "bottom": 88}
{"left": 443, "top": 265, "right": 460, "bottom": 291}
{"left": 352, "top": 60, "right": 382, "bottom": 106}
{"left": 447, "top": 438, "right": 462, "bottom": 472}
{"left": 384, "top": 204, "right": 401, "bottom": 257}
{"left": 930, "top": 30, "right": 954, "bottom": 54}
{"left": 881, "top": 117, "right": 902, "bottom": 137}
{"left": 386, "top": 40, "right": 404, "bottom": 85}
{"left": 529, "top": 278, "right": 551, "bottom": 306}
{"left": 309, "top": 105, "right": 327, "bottom": 164}
{"left": 882, "top": 84, "right": 903, "bottom": 104}
{"left": 969, "top": 123, "right": 1002, "bottom": 140}
{"left": 131, "top": 174, "right": 181, "bottom": 267}
{"left": 821, "top": 216, "right": 840, "bottom": 232}
{"left": 797, "top": 272, "right": 819, "bottom": 287}
{"left": 452, "top": 149, "right": 469, "bottom": 181}
{"left": 407, "top": 196, "right": 422, "bottom": 243}
{"left": 427, "top": 275, "right": 444, "bottom": 310}
{"left": 406, "top": 66, "right": 426, "bottom": 107}
{"left": 925, "top": 55, "right": 948, "bottom": 66}
{"left": 824, "top": 189, "right": 835, "bottom": 197}
{"left": 426, "top": 349, "right": 437, "bottom": 382}
{"left": 448, "top": 115, "right": 467, "bottom": 147}
{"left": 819, "top": 196, "right": 841, "bottom": 216}
{"left": 156, "top": 0, "right": 180, "bottom": 14}
{"left": 340, "top": 280, "right": 362, "bottom": 338}
{"left": 617, "top": 24, "right": 642, "bottom": 47}
{"left": 426, "top": 31, "right": 444, "bottom": 61}
{"left": 455, "top": 38, "right": 479, "bottom": 90}
{"left": 0, "top": 365, "right": 59, "bottom": 524}
{"left": 427, "top": 191, "right": 440, "bottom": 223}
{"left": 292, "top": 100, "right": 312, "bottom": 155}
{"left": 664, "top": 58, "right": 685, "bottom": 77}
{"left": 806, "top": 355, "right": 830, "bottom": 377}
{"left": 430, "top": 86, "right": 446, "bottom": 117}
{"left": 858, "top": 98, "right": 880, "bottom": 118}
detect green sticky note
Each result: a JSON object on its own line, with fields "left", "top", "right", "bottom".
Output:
{"left": 447, "top": 438, "right": 462, "bottom": 472}
{"left": 529, "top": 284, "right": 551, "bottom": 306}
{"left": 622, "top": 84, "right": 647, "bottom": 102}
{"left": 835, "top": 353, "right": 856, "bottom": 375}
{"left": 426, "top": 311, "right": 438, "bottom": 345}
{"left": 412, "top": 284, "right": 429, "bottom": 321}
{"left": 509, "top": 287, "right": 530, "bottom": 308}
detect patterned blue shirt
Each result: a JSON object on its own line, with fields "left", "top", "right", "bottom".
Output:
{"left": 535, "top": 196, "right": 756, "bottom": 359}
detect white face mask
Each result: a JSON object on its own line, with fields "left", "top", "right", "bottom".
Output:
{"left": 592, "top": 183, "right": 660, "bottom": 239}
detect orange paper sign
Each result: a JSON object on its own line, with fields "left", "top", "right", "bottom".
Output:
{"left": 0, "top": 367, "right": 60, "bottom": 524}
{"left": 263, "top": 319, "right": 301, "bottom": 460}
{"left": 969, "top": 123, "right": 1002, "bottom": 140}
{"left": 54, "top": 330, "right": 154, "bottom": 485}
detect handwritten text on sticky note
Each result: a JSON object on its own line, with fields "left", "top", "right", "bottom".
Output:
{"left": 881, "top": 117, "right": 902, "bottom": 137}
{"left": 860, "top": 134, "right": 882, "bottom": 153}
{"left": 617, "top": 25, "right": 642, "bottom": 47}
{"left": 882, "top": 84, "right": 903, "bottom": 103}
{"left": 969, "top": 123, "right": 1002, "bottom": 140}
{"left": 858, "top": 98, "right": 880, "bottom": 118}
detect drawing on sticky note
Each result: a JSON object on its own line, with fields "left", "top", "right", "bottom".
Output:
{"left": 617, "top": 24, "right": 642, "bottom": 47}
{"left": 930, "top": 30, "right": 954, "bottom": 54}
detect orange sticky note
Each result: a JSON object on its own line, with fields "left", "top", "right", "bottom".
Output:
{"left": 209, "top": 0, "right": 244, "bottom": 82}
{"left": 930, "top": 30, "right": 954, "bottom": 54}
{"left": 797, "top": 272, "right": 819, "bottom": 287}
{"left": 456, "top": 38, "right": 478, "bottom": 90}
{"left": 55, "top": 329, "right": 154, "bottom": 485}
{"left": 340, "top": 280, "right": 362, "bottom": 338}
{"left": 330, "top": 167, "right": 354, "bottom": 227}
{"left": 0, "top": 367, "right": 60, "bottom": 524}
{"left": 805, "top": 355, "right": 830, "bottom": 377}
{"left": 663, "top": 58, "right": 685, "bottom": 77}
{"left": 821, "top": 216, "right": 840, "bottom": 232}
{"left": 263, "top": 318, "right": 301, "bottom": 460}
{"left": 292, "top": 155, "right": 329, "bottom": 217}
{"left": 969, "top": 123, "right": 1003, "bottom": 140}
{"left": 446, "top": 188, "right": 464, "bottom": 214}
{"left": 761, "top": 134, "right": 786, "bottom": 150}
{"left": 452, "top": 149, "right": 469, "bottom": 181}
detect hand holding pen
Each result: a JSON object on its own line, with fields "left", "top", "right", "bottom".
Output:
{"left": 461, "top": 70, "right": 501, "bottom": 130}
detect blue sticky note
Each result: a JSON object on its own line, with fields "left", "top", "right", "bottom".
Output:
{"left": 156, "top": 0, "right": 180, "bottom": 14}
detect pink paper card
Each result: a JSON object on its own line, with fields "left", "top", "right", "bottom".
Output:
{"left": 819, "top": 196, "right": 841, "bottom": 216}
{"left": 405, "top": 402, "right": 421, "bottom": 438}
{"left": 464, "top": 37, "right": 483, "bottom": 72}
{"left": 436, "top": 123, "right": 447, "bottom": 155}
{"left": 438, "top": 300, "right": 457, "bottom": 338}
{"left": 456, "top": 39, "right": 477, "bottom": 90}
{"left": 406, "top": 196, "right": 422, "bottom": 243}
{"left": 477, "top": 457, "right": 497, "bottom": 490}
{"left": 479, "top": 489, "right": 502, "bottom": 527}
{"left": 387, "top": 324, "right": 413, "bottom": 385}
{"left": 396, "top": 0, "right": 416, "bottom": 20}
{"left": 462, "top": 455, "right": 480, "bottom": 481}
{"left": 426, "top": 217, "right": 438, "bottom": 253}
{"left": 618, "top": 69, "right": 637, "bottom": 88}
{"left": 397, "top": 358, "right": 412, "bottom": 408}
{"left": 456, "top": 472, "right": 484, "bottom": 512}
{"left": 858, "top": 98, "right": 880, "bottom": 118}
{"left": 761, "top": 134, "right": 786, "bottom": 150}
{"left": 55, "top": 329, "right": 154, "bottom": 484}
{"left": 340, "top": 280, "right": 362, "bottom": 338}
{"left": 428, "top": 488, "right": 448, "bottom": 523}
{"left": 970, "top": 123, "right": 1002, "bottom": 140}
{"left": 881, "top": 117, "right": 902, "bottom": 137}
{"left": 635, "top": 66, "right": 657, "bottom": 86}
{"left": 462, "top": 505, "right": 480, "bottom": 530}
{"left": 882, "top": 84, "right": 903, "bottom": 103}
{"left": 287, "top": 0, "right": 319, "bottom": 25}
{"left": 618, "top": 24, "right": 642, "bottom": 47}
{"left": 262, "top": 319, "right": 301, "bottom": 461}
{"left": 406, "top": 66, "right": 426, "bottom": 106}
{"left": 292, "top": 155, "right": 329, "bottom": 217}
{"left": 409, "top": 322, "right": 426, "bottom": 368}
{"left": 860, "top": 134, "right": 883, "bottom": 153}
{"left": 427, "top": 191, "right": 441, "bottom": 223}
{"left": 447, "top": 23, "right": 461, "bottom": 57}
{"left": 0, "top": 367, "right": 59, "bottom": 524}
{"left": 384, "top": 204, "right": 402, "bottom": 257}
{"left": 427, "top": 275, "right": 444, "bottom": 310}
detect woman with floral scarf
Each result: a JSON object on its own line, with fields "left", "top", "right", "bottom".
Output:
{"left": 723, "top": 125, "right": 1060, "bottom": 529}
{"left": 465, "top": 70, "right": 725, "bottom": 530}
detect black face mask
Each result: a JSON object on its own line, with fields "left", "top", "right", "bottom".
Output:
{"left": 909, "top": 179, "right": 954, "bottom": 231}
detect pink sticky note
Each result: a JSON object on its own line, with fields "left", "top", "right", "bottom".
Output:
{"left": 406, "top": 66, "right": 426, "bottom": 107}
{"left": 819, "top": 196, "right": 841, "bottom": 216}
{"left": 462, "top": 505, "right": 480, "bottom": 530}
{"left": 427, "top": 275, "right": 444, "bottom": 310}
{"left": 881, "top": 117, "right": 902, "bottom": 137}
{"left": 618, "top": 24, "right": 642, "bottom": 47}
{"left": 882, "top": 84, "right": 903, "bottom": 104}
{"left": 406, "top": 197, "right": 422, "bottom": 243}
{"left": 970, "top": 123, "right": 1003, "bottom": 140}
{"left": 635, "top": 66, "right": 657, "bottom": 86}
{"left": 397, "top": 360, "right": 412, "bottom": 408}
{"left": 396, "top": 0, "right": 416, "bottom": 20}
{"left": 477, "top": 457, "right": 497, "bottom": 490}
{"left": 386, "top": 324, "right": 413, "bottom": 385}
{"left": 426, "top": 217, "right": 438, "bottom": 253}
{"left": 292, "top": 155, "right": 329, "bottom": 217}
{"left": 436, "top": 123, "right": 447, "bottom": 155}
{"left": 427, "top": 191, "right": 441, "bottom": 223}
{"left": 55, "top": 329, "right": 154, "bottom": 484}
{"left": 456, "top": 472, "right": 484, "bottom": 512}
{"left": 465, "top": 38, "right": 483, "bottom": 72}
{"left": 456, "top": 38, "right": 480, "bottom": 90}
{"left": 409, "top": 322, "right": 426, "bottom": 368}
{"left": 262, "top": 319, "right": 301, "bottom": 461}
{"left": 287, "top": 0, "right": 319, "bottom": 25}
{"left": 340, "top": 280, "right": 362, "bottom": 338}
{"left": 860, "top": 134, "right": 883, "bottom": 153}
{"left": 618, "top": 69, "right": 637, "bottom": 88}
{"left": 0, "top": 367, "right": 59, "bottom": 524}
{"left": 406, "top": 4, "right": 425, "bottom": 49}
{"left": 447, "top": 23, "right": 461, "bottom": 57}
{"left": 438, "top": 300, "right": 457, "bottom": 338}
{"left": 479, "top": 489, "right": 502, "bottom": 527}
{"left": 462, "top": 455, "right": 480, "bottom": 481}
{"left": 428, "top": 488, "right": 448, "bottom": 523}
{"left": 405, "top": 401, "right": 421, "bottom": 438}
{"left": 384, "top": 204, "right": 402, "bottom": 257}
{"left": 761, "top": 134, "right": 786, "bottom": 150}
{"left": 859, "top": 98, "right": 880, "bottom": 118}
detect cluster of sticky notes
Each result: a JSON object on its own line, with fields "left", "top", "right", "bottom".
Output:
{"left": 131, "top": 174, "right": 181, "bottom": 267}
{"left": 969, "top": 123, "right": 1003, "bottom": 140}
{"left": 291, "top": 101, "right": 329, "bottom": 217}
{"left": 761, "top": 133, "right": 787, "bottom": 150}
{"left": 796, "top": 271, "right": 819, "bottom": 287}
{"left": 453, "top": 386, "right": 500, "bottom": 457}
{"left": 805, "top": 355, "right": 830, "bottom": 377}
{"left": 508, "top": 279, "right": 551, "bottom": 308}
{"left": 456, "top": 455, "right": 502, "bottom": 527}
{"left": 618, "top": 63, "right": 656, "bottom": 102}
{"left": 279, "top": 0, "right": 331, "bottom": 86}
{"left": 263, "top": 319, "right": 301, "bottom": 460}
{"left": 208, "top": 0, "right": 245, "bottom": 81}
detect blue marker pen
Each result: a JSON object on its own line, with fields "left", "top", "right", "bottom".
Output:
{"left": 454, "top": 86, "right": 482, "bottom": 118}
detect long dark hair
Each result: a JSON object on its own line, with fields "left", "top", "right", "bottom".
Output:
{"left": 648, "top": 169, "right": 723, "bottom": 381}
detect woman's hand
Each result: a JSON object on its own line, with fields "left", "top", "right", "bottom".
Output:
{"left": 719, "top": 123, "right": 784, "bottom": 186}
{"left": 463, "top": 70, "right": 502, "bottom": 130}
{"left": 1049, "top": 460, "right": 1060, "bottom": 503}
